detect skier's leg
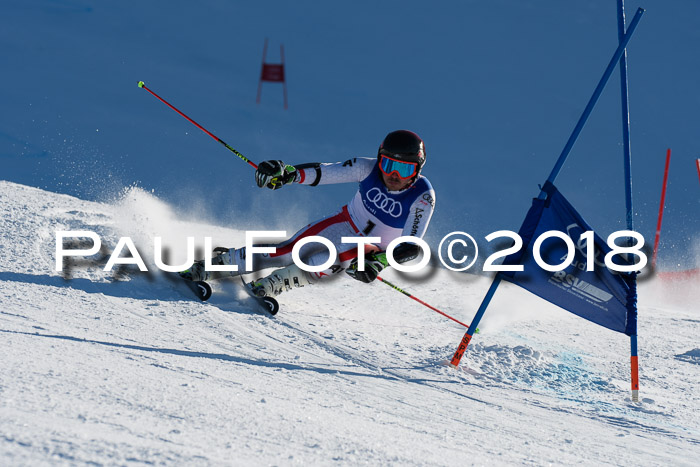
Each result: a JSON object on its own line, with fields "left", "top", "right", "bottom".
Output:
{"left": 183, "top": 206, "right": 366, "bottom": 285}
{"left": 249, "top": 212, "right": 373, "bottom": 297}
{"left": 247, "top": 244, "right": 365, "bottom": 298}
{"left": 179, "top": 219, "right": 333, "bottom": 282}
{"left": 235, "top": 207, "right": 361, "bottom": 273}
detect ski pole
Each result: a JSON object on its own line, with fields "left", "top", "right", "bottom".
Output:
{"left": 376, "top": 276, "right": 471, "bottom": 329}
{"left": 137, "top": 81, "right": 258, "bottom": 169}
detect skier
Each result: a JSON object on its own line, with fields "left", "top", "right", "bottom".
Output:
{"left": 180, "top": 129, "right": 436, "bottom": 298}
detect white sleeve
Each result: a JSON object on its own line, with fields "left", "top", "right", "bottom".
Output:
{"left": 297, "top": 157, "right": 375, "bottom": 186}
{"left": 401, "top": 188, "right": 435, "bottom": 239}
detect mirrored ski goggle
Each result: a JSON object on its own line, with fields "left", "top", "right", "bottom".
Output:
{"left": 379, "top": 154, "right": 418, "bottom": 179}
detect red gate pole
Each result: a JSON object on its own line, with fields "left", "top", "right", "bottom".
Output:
{"left": 256, "top": 38, "right": 269, "bottom": 104}
{"left": 652, "top": 148, "right": 671, "bottom": 269}
{"left": 281, "top": 44, "right": 288, "bottom": 110}
{"left": 256, "top": 39, "right": 287, "bottom": 109}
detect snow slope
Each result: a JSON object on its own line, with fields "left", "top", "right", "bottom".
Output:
{"left": 1, "top": 181, "right": 698, "bottom": 465}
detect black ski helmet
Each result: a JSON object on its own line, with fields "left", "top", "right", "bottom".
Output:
{"left": 377, "top": 130, "right": 426, "bottom": 175}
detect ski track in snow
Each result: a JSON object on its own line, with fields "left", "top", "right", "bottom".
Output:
{"left": 1, "top": 181, "right": 699, "bottom": 465}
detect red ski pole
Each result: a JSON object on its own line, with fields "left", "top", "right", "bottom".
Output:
{"left": 376, "top": 276, "right": 471, "bottom": 329}
{"left": 138, "top": 81, "right": 258, "bottom": 170}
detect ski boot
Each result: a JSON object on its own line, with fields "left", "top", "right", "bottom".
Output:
{"left": 248, "top": 264, "right": 312, "bottom": 298}
{"left": 179, "top": 247, "right": 238, "bottom": 282}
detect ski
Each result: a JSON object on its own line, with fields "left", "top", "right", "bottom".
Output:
{"left": 175, "top": 272, "right": 278, "bottom": 315}
{"left": 174, "top": 244, "right": 277, "bottom": 314}
{"left": 239, "top": 276, "right": 280, "bottom": 316}
{"left": 180, "top": 275, "right": 212, "bottom": 301}
{"left": 210, "top": 246, "right": 278, "bottom": 314}
{"left": 175, "top": 274, "right": 277, "bottom": 315}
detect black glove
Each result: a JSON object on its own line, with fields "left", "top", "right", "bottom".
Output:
{"left": 346, "top": 252, "right": 388, "bottom": 283}
{"left": 255, "top": 160, "right": 298, "bottom": 190}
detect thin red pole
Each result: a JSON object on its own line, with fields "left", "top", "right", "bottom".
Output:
{"left": 696, "top": 158, "right": 700, "bottom": 186}
{"left": 376, "top": 276, "right": 470, "bottom": 329}
{"left": 652, "top": 148, "right": 671, "bottom": 268}
{"left": 138, "top": 81, "right": 258, "bottom": 169}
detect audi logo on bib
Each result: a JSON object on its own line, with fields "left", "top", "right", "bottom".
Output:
{"left": 366, "top": 187, "right": 402, "bottom": 217}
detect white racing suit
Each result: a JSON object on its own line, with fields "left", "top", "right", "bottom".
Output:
{"left": 227, "top": 157, "right": 436, "bottom": 284}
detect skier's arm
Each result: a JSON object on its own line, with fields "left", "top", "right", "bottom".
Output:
{"left": 295, "top": 158, "right": 375, "bottom": 186}
{"left": 255, "top": 158, "right": 374, "bottom": 189}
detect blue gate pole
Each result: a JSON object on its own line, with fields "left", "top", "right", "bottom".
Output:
{"left": 449, "top": 275, "right": 502, "bottom": 367}
{"left": 618, "top": 0, "right": 640, "bottom": 403}
{"left": 539, "top": 7, "right": 645, "bottom": 200}
{"left": 618, "top": 1, "right": 634, "bottom": 229}
{"left": 449, "top": 7, "right": 645, "bottom": 369}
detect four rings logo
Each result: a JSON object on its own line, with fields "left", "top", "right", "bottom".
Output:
{"left": 365, "top": 187, "right": 402, "bottom": 217}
